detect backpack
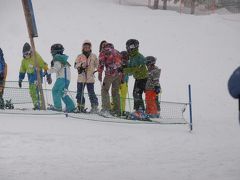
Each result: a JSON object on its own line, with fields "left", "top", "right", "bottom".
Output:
{"left": 0, "top": 55, "right": 5, "bottom": 74}
{"left": 228, "top": 66, "right": 240, "bottom": 99}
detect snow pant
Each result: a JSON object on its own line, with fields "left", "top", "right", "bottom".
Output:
{"left": 156, "top": 94, "right": 161, "bottom": 111}
{"left": 119, "top": 82, "right": 128, "bottom": 112}
{"left": 101, "top": 75, "right": 120, "bottom": 113}
{"left": 0, "top": 78, "right": 4, "bottom": 109}
{"left": 52, "top": 78, "right": 75, "bottom": 112}
{"left": 133, "top": 78, "right": 147, "bottom": 111}
{"left": 76, "top": 82, "right": 98, "bottom": 108}
{"left": 145, "top": 90, "right": 159, "bottom": 115}
{"left": 29, "top": 83, "right": 41, "bottom": 108}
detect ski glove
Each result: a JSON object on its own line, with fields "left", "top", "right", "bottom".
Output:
{"left": 50, "top": 60, "right": 54, "bottom": 67}
{"left": 18, "top": 80, "right": 22, "bottom": 88}
{"left": 46, "top": 74, "right": 52, "bottom": 85}
{"left": 77, "top": 64, "right": 86, "bottom": 74}
{"left": 98, "top": 73, "right": 102, "bottom": 82}
{"left": 154, "top": 86, "right": 161, "bottom": 94}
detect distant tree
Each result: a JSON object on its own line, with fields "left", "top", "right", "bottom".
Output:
{"left": 163, "top": 0, "right": 168, "bottom": 10}
{"left": 191, "top": 0, "right": 196, "bottom": 14}
{"left": 153, "top": 0, "right": 160, "bottom": 9}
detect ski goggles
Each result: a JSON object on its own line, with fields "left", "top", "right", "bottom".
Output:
{"left": 23, "top": 51, "right": 32, "bottom": 58}
{"left": 127, "top": 44, "right": 138, "bottom": 52}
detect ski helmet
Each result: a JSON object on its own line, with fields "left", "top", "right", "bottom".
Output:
{"left": 126, "top": 39, "right": 139, "bottom": 53}
{"left": 22, "top": 42, "right": 32, "bottom": 57}
{"left": 82, "top": 40, "right": 92, "bottom": 50}
{"left": 51, "top": 43, "right": 64, "bottom": 56}
{"left": 83, "top": 40, "right": 92, "bottom": 47}
{"left": 146, "top": 56, "right": 156, "bottom": 66}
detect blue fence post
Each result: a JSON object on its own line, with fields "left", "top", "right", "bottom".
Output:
{"left": 188, "top": 84, "right": 193, "bottom": 131}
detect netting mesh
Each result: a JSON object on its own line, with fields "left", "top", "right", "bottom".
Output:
{"left": 1, "top": 81, "right": 189, "bottom": 124}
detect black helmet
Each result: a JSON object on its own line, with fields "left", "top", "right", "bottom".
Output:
{"left": 22, "top": 42, "right": 32, "bottom": 57}
{"left": 51, "top": 43, "right": 64, "bottom": 56}
{"left": 146, "top": 56, "right": 156, "bottom": 66}
{"left": 126, "top": 39, "right": 139, "bottom": 53}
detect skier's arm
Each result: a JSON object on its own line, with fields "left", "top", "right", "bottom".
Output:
{"left": 19, "top": 60, "right": 26, "bottom": 81}
{"left": 152, "top": 68, "right": 161, "bottom": 87}
{"left": 74, "top": 55, "right": 82, "bottom": 69}
{"left": 123, "top": 67, "right": 136, "bottom": 75}
{"left": 47, "top": 61, "right": 62, "bottom": 74}
{"left": 36, "top": 52, "right": 48, "bottom": 72}
{"left": 97, "top": 53, "right": 105, "bottom": 74}
{"left": 4, "top": 63, "right": 7, "bottom": 81}
{"left": 94, "top": 55, "right": 99, "bottom": 70}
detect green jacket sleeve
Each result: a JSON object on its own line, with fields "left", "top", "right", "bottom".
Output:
{"left": 19, "top": 59, "right": 26, "bottom": 73}
{"left": 36, "top": 52, "right": 48, "bottom": 71}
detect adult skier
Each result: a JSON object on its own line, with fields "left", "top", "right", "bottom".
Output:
{"left": 123, "top": 39, "right": 148, "bottom": 112}
{"left": 0, "top": 48, "right": 7, "bottom": 109}
{"left": 74, "top": 40, "right": 99, "bottom": 113}
{"left": 18, "top": 42, "right": 52, "bottom": 109}
{"left": 47, "top": 43, "right": 75, "bottom": 112}
{"left": 145, "top": 56, "right": 161, "bottom": 118}
{"left": 98, "top": 43, "right": 122, "bottom": 116}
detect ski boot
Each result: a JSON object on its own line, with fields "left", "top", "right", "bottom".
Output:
{"left": 0, "top": 97, "right": 4, "bottom": 109}
{"left": 89, "top": 106, "right": 98, "bottom": 114}
{"left": 5, "top": 99, "right": 14, "bottom": 109}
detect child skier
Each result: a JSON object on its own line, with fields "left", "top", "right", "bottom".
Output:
{"left": 0, "top": 48, "right": 7, "bottom": 109}
{"left": 18, "top": 42, "right": 52, "bottom": 110}
{"left": 74, "top": 40, "right": 99, "bottom": 113}
{"left": 123, "top": 39, "right": 148, "bottom": 112}
{"left": 98, "top": 43, "right": 122, "bottom": 116}
{"left": 119, "top": 51, "right": 129, "bottom": 115}
{"left": 145, "top": 56, "right": 161, "bottom": 118}
{"left": 47, "top": 43, "right": 75, "bottom": 112}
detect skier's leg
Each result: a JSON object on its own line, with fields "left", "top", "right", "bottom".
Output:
{"left": 145, "top": 90, "right": 158, "bottom": 115}
{"left": 76, "top": 82, "right": 85, "bottom": 111}
{"left": 52, "top": 79, "right": 63, "bottom": 110}
{"left": 112, "top": 75, "right": 121, "bottom": 114}
{"left": 119, "top": 82, "right": 128, "bottom": 112}
{"left": 62, "top": 80, "right": 75, "bottom": 112}
{"left": 101, "top": 76, "right": 112, "bottom": 111}
{"left": 29, "top": 83, "right": 39, "bottom": 109}
{"left": 133, "top": 79, "right": 146, "bottom": 111}
{"left": 86, "top": 83, "right": 99, "bottom": 109}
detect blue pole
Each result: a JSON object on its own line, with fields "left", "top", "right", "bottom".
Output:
{"left": 64, "top": 67, "right": 68, "bottom": 118}
{"left": 188, "top": 84, "right": 193, "bottom": 131}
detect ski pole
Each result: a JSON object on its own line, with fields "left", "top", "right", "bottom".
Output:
{"left": 44, "top": 76, "right": 49, "bottom": 107}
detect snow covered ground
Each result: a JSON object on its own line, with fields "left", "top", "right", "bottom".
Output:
{"left": 0, "top": 0, "right": 240, "bottom": 179}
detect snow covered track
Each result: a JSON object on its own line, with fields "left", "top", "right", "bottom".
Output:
{"left": 0, "top": 109, "right": 189, "bottom": 128}
{"left": 1, "top": 81, "right": 191, "bottom": 127}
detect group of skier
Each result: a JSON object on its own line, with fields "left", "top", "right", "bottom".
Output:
{"left": 0, "top": 39, "right": 162, "bottom": 119}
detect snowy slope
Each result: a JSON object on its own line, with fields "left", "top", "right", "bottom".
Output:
{"left": 0, "top": 0, "right": 240, "bottom": 179}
